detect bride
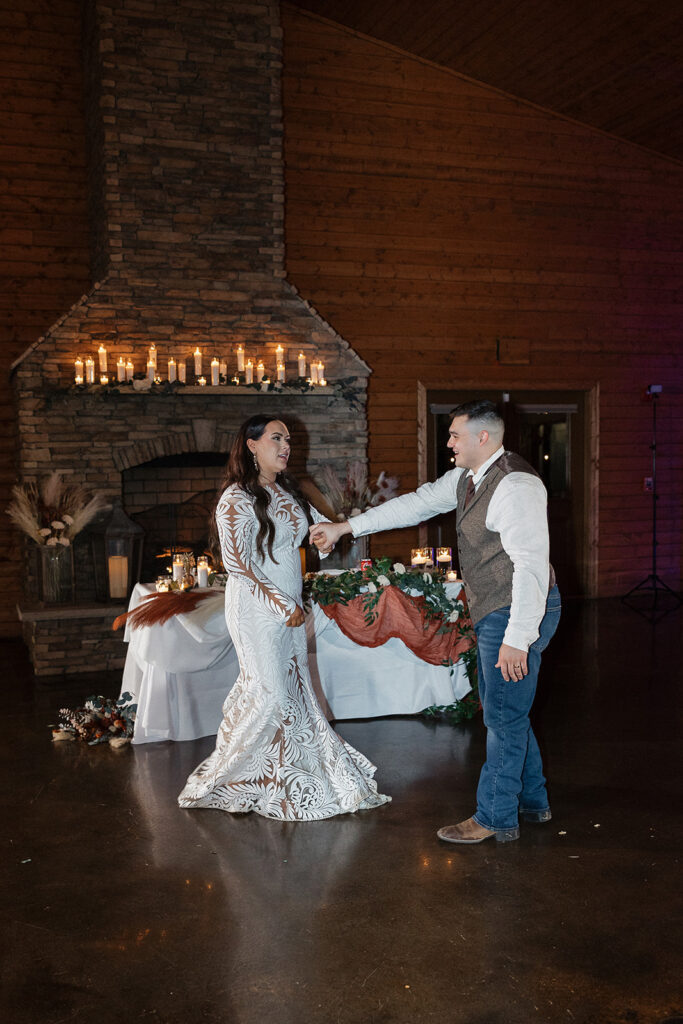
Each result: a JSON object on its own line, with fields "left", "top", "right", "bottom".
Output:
{"left": 178, "top": 414, "right": 390, "bottom": 820}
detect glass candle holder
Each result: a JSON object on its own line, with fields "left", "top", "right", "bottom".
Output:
{"left": 436, "top": 546, "right": 452, "bottom": 572}
{"left": 411, "top": 547, "right": 434, "bottom": 567}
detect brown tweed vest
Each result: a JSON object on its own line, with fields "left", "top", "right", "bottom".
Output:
{"left": 456, "top": 452, "right": 555, "bottom": 625}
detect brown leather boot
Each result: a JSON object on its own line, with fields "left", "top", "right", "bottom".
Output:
{"left": 437, "top": 817, "right": 519, "bottom": 843}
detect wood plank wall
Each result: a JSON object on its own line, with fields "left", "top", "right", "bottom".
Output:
{"left": 281, "top": 6, "right": 683, "bottom": 596}
{"left": 0, "top": 0, "right": 91, "bottom": 636}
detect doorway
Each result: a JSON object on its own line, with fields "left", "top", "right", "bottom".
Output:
{"left": 424, "top": 389, "right": 591, "bottom": 596}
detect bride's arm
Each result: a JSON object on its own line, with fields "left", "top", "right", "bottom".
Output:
{"left": 216, "top": 490, "right": 298, "bottom": 622}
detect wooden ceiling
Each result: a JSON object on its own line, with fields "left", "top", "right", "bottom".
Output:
{"left": 285, "top": 0, "right": 683, "bottom": 163}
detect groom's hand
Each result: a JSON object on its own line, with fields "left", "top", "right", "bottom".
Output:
{"left": 496, "top": 644, "right": 528, "bottom": 682}
{"left": 309, "top": 520, "right": 351, "bottom": 552}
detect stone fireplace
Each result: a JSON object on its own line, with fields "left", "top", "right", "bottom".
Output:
{"left": 11, "top": 0, "right": 369, "bottom": 675}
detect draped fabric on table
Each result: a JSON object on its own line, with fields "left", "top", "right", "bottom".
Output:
{"left": 320, "top": 586, "right": 474, "bottom": 667}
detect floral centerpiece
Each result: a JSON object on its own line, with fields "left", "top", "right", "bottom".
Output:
{"left": 303, "top": 557, "right": 480, "bottom": 723}
{"left": 6, "top": 472, "right": 107, "bottom": 602}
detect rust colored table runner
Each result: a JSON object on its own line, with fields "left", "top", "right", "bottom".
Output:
{"left": 320, "top": 585, "right": 474, "bottom": 666}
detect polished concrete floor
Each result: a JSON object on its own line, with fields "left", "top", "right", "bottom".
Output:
{"left": 2, "top": 598, "right": 682, "bottom": 1024}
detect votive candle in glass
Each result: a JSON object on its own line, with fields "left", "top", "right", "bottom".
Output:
{"left": 98, "top": 344, "right": 107, "bottom": 373}
{"left": 198, "top": 376, "right": 207, "bottom": 386}
{"left": 436, "top": 547, "right": 452, "bottom": 572}
{"left": 100, "top": 374, "right": 108, "bottom": 385}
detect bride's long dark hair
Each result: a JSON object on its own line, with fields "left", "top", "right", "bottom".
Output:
{"left": 213, "top": 414, "right": 313, "bottom": 563}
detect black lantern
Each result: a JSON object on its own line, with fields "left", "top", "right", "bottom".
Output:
{"left": 90, "top": 502, "right": 144, "bottom": 602}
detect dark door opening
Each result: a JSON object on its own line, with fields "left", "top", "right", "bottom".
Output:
{"left": 426, "top": 390, "right": 588, "bottom": 596}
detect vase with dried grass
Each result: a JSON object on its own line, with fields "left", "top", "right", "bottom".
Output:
{"left": 6, "top": 472, "right": 107, "bottom": 603}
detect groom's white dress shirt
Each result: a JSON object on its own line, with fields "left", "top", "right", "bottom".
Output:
{"left": 348, "top": 447, "right": 551, "bottom": 651}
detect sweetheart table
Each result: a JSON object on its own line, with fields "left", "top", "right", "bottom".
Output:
{"left": 120, "top": 578, "right": 472, "bottom": 744}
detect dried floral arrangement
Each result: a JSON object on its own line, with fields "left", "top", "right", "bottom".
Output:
{"left": 50, "top": 693, "right": 137, "bottom": 747}
{"left": 316, "top": 462, "right": 399, "bottom": 521}
{"left": 6, "top": 471, "right": 107, "bottom": 547}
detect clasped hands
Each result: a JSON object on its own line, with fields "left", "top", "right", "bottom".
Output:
{"left": 308, "top": 519, "right": 350, "bottom": 554}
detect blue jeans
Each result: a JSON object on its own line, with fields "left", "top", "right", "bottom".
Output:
{"left": 472, "top": 586, "right": 561, "bottom": 832}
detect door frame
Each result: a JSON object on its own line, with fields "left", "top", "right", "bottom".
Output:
{"left": 417, "top": 379, "right": 600, "bottom": 597}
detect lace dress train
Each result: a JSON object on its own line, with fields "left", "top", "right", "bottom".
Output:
{"left": 178, "top": 483, "right": 391, "bottom": 820}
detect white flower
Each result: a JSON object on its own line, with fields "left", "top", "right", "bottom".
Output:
{"left": 46, "top": 536, "right": 58, "bottom": 546}
{"left": 376, "top": 574, "right": 391, "bottom": 587}
{"left": 39, "top": 527, "right": 52, "bottom": 537}
{"left": 367, "top": 581, "right": 377, "bottom": 594}
{"left": 62, "top": 514, "right": 74, "bottom": 525}
{"left": 51, "top": 520, "right": 65, "bottom": 529}
{"left": 58, "top": 536, "right": 70, "bottom": 546}
{"left": 448, "top": 609, "right": 460, "bottom": 623}
{"left": 423, "top": 572, "right": 432, "bottom": 583}
{"left": 393, "top": 562, "right": 406, "bottom": 574}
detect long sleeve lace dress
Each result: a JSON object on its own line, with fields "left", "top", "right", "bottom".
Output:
{"left": 178, "top": 482, "right": 391, "bottom": 820}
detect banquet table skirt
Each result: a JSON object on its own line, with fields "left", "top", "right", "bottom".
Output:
{"left": 121, "top": 582, "right": 472, "bottom": 744}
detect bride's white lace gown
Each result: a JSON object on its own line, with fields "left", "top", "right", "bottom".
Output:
{"left": 178, "top": 482, "right": 391, "bottom": 820}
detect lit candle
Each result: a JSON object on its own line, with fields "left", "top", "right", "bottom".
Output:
{"left": 108, "top": 555, "right": 128, "bottom": 599}
{"left": 98, "top": 344, "right": 107, "bottom": 372}
{"left": 177, "top": 361, "right": 186, "bottom": 383}
{"left": 310, "top": 361, "right": 319, "bottom": 384}
{"left": 198, "top": 376, "right": 207, "bottom": 386}
{"left": 211, "top": 358, "right": 220, "bottom": 385}
{"left": 74, "top": 358, "right": 84, "bottom": 383}
{"left": 297, "top": 352, "right": 306, "bottom": 377}
{"left": 148, "top": 344, "right": 157, "bottom": 369}
{"left": 125, "top": 359, "right": 134, "bottom": 381}
{"left": 85, "top": 358, "right": 95, "bottom": 384}
{"left": 197, "top": 557, "right": 209, "bottom": 588}
{"left": 245, "top": 360, "right": 253, "bottom": 384}
{"left": 256, "top": 360, "right": 265, "bottom": 383}
{"left": 436, "top": 547, "right": 452, "bottom": 568}
{"left": 411, "top": 548, "right": 426, "bottom": 566}
{"left": 172, "top": 556, "right": 184, "bottom": 582}
{"left": 231, "top": 375, "right": 239, "bottom": 386}
{"left": 276, "top": 344, "right": 284, "bottom": 363}
{"left": 219, "top": 360, "right": 227, "bottom": 379}
{"left": 319, "top": 377, "right": 327, "bottom": 386}
{"left": 446, "top": 570, "right": 459, "bottom": 583}
{"left": 147, "top": 359, "right": 155, "bottom": 382}
{"left": 277, "top": 363, "right": 285, "bottom": 382}
{"left": 168, "top": 357, "right": 176, "bottom": 382}
{"left": 317, "top": 360, "right": 325, "bottom": 381}
{"left": 100, "top": 374, "right": 109, "bottom": 385}
{"left": 116, "top": 357, "right": 126, "bottom": 382}
{"left": 236, "top": 345, "right": 245, "bottom": 372}
{"left": 194, "top": 347, "right": 202, "bottom": 376}
{"left": 75, "top": 375, "right": 84, "bottom": 385}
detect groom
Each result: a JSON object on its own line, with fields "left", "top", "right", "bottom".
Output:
{"left": 310, "top": 399, "right": 561, "bottom": 844}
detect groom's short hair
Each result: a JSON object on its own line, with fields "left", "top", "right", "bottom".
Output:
{"left": 450, "top": 399, "right": 504, "bottom": 440}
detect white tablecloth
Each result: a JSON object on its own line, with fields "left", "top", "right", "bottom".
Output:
{"left": 121, "top": 580, "right": 472, "bottom": 744}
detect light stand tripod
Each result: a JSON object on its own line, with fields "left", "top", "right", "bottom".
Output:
{"left": 622, "top": 386, "right": 682, "bottom": 623}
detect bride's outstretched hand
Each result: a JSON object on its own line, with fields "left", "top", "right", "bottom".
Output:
{"left": 309, "top": 520, "right": 350, "bottom": 552}
{"left": 285, "top": 605, "right": 305, "bottom": 627}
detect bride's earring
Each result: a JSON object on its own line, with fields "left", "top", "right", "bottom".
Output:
{"left": 252, "top": 452, "right": 259, "bottom": 472}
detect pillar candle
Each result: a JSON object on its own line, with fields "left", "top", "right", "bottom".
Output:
{"left": 256, "top": 360, "right": 265, "bottom": 382}
{"left": 236, "top": 345, "right": 245, "bottom": 372}
{"left": 177, "top": 361, "right": 186, "bottom": 383}
{"left": 74, "top": 358, "right": 84, "bottom": 383}
{"left": 147, "top": 360, "right": 155, "bottom": 382}
{"left": 197, "top": 557, "right": 209, "bottom": 588}
{"left": 297, "top": 352, "right": 306, "bottom": 377}
{"left": 277, "top": 363, "right": 285, "bottom": 382}
{"left": 219, "top": 361, "right": 227, "bottom": 379}
{"left": 317, "top": 360, "right": 325, "bottom": 381}
{"left": 211, "top": 358, "right": 220, "bottom": 385}
{"left": 125, "top": 359, "right": 134, "bottom": 381}
{"left": 116, "top": 357, "right": 126, "bottom": 382}
{"left": 172, "top": 557, "right": 184, "bottom": 582}
{"left": 194, "top": 348, "right": 202, "bottom": 376}
{"left": 98, "top": 345, "right": 107, "bottom": 372}
{"left": 85, "top": 358, "right": 95, "bottom": 384}
{"left": 108, "top": 555, "right": 128, "bottom": 599}
{"left": 168, "top": 357, "right": 176, "bottom": 382}
{"left": 148, "top": 344, "right": 157, "bottom": 369}
{"left": 309, "top": 361, "right": 319, "bottom": 384}
{"left": 276, "top": 344, "right": 284, "bottom": 363}
{"left": 245, "top": 360, "right": 253, "bottom": 384}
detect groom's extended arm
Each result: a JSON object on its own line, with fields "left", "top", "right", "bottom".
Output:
{"left": 309, "top": 469, "right": 464, "bottom": 549}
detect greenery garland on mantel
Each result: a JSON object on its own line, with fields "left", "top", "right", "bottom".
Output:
{"left": 303, "top": 557, "right": 480, "bottom": 724}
